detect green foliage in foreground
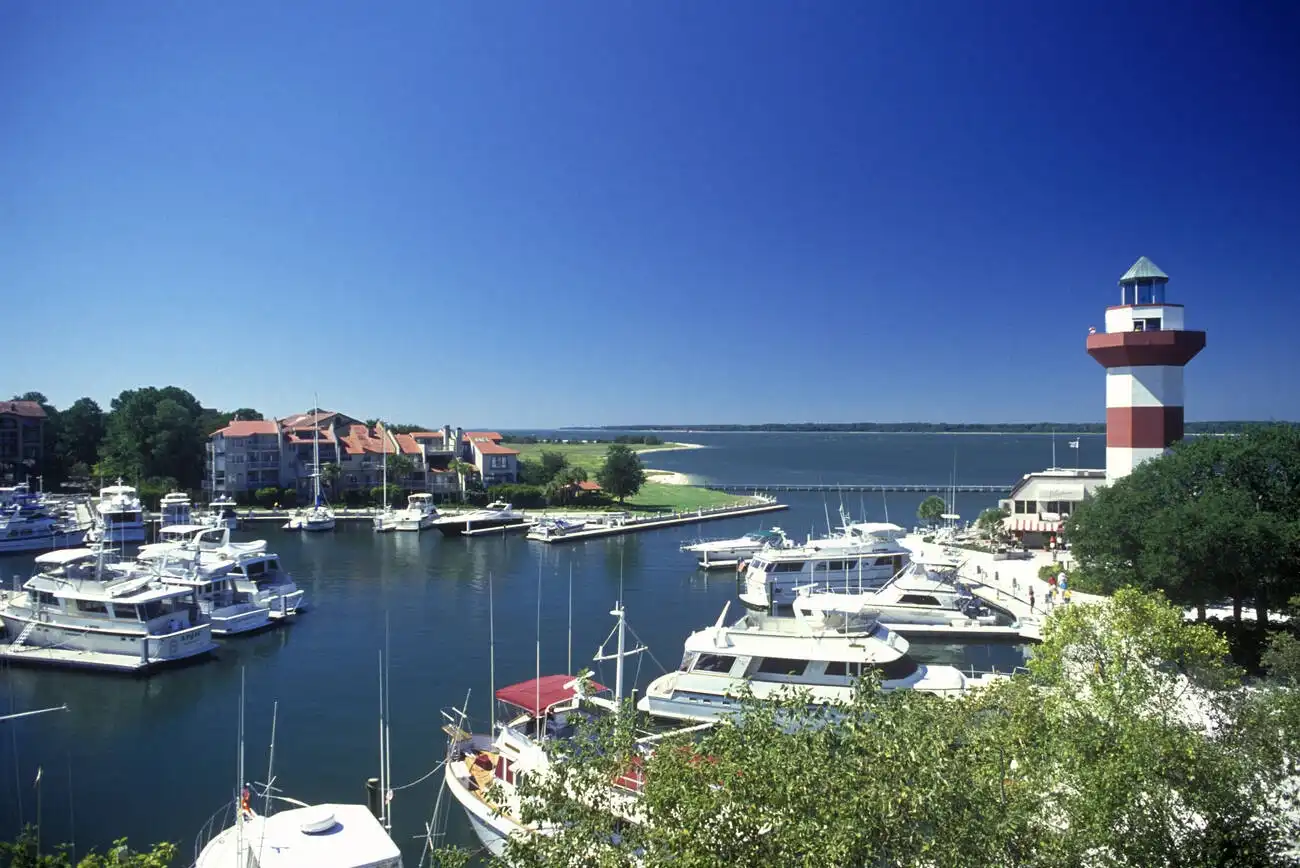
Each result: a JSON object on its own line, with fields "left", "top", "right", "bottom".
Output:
{"left": 434, "top": 590, "right": 1300, "bottom": 867}
{"left": 916, "top": 494, "right": 946, "bottom": 522}
{"left": 0, "top": 828, "right": 175, "bottom": 867}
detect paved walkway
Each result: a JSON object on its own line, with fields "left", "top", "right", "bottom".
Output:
{"left": 902, "top": 534, "right": 1105, "bottom": 640}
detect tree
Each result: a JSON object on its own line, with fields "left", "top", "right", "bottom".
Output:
{"left": 916, "top": 494, "right": 946, "bottom": 523}
{"left": 0, "top": 827, "right": 176, "bottom": 867}
{"left": 1067, "top": 425, "right": 1300, "bottom": 629}
{"left": 448, "top": 459, "right": 476, "bottom": 501}
{"left": 545, "top": 466, "right": 589, "bottom": 505}
{"left": 56, "top": 398, "right": 106, "bottom": 474}
{"left": 98, "top": 387, "right": 212, "bottom": 488}
{"left": 474, "top": 590, "right": 1299, "bottom": 868}
{"left": 596, "top": 445, "right": 646, "bottom": 504}
{"left": 538, "top": 450, "right": 569, "bottom": 483}
{"left": 254, "top": 486, "right": 279, "bottom": 508}
{"left": 975, "top": 506, "right": 1008, "bottom": 537}
{"left": 383, "top": 452, "right": 416, "bottom": 487}
{"left": 319, "top": 462, "right": 343, "bottom": 499}
{"left": 228, "top": 408, "right": 263, "bottom": 421}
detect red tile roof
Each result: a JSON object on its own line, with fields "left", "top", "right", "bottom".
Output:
{"left": 473, "top": 440, "right": 519, "bottom": 456}
{"left": 575, "top": 480, "right": 602, "bottom": 491}
{"left": 410, "top": 431, "right": 446, "bottom": 440}
{"left": 340, "top": 424, "right": 393, "bottom": 456}
{"left": 0, "top": 400, "right": 46, "bottom": 419}
{"left": 214, "top": 420, "right": 278, "bottom": 437}
{"left": 463, "top": 431, "right": 504, "bottom": 442}
{"left": 394, "top": 433, "right": 423, "bottom": 455}
{"left": 286, "top": 427, "right": 337, "bottom": 445}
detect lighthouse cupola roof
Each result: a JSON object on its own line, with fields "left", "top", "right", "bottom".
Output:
{"left": 1118, "top": 256, "right": 1170, "bottom": 306}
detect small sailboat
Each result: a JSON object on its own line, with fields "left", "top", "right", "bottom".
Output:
{"left": 284, "top": 402, "right": 336, "bottom": 532}
{"left": 373, "top": 424, "right": 399, "bottom": 533}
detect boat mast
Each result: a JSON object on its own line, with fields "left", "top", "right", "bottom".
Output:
{"left": 380, "top": 421, "right": 388, "bottom": 512}
{"left": 489, "top": 571, "right": 496, "bottom": 733}
{"left": 312, "top": 401, "right": 321, "bottom": 508}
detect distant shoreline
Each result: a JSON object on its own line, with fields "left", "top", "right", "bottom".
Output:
{"left": 559, "top": 423, "right": 1286, "bottom": 435}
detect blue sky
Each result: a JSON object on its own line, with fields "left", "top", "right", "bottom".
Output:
{"left": 3, "top": 1, "right": 1298, "bottom": 427}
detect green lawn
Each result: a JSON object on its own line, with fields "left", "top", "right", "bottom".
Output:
{"left": 621, "top": 482, "right": 748, "bottom": 513}
{"left": 511, "top": 441, "right": 682, "bottom": 473}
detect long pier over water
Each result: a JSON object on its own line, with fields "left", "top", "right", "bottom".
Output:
{"left": 704, "top": 482, "right": 1010, "bottom": 494}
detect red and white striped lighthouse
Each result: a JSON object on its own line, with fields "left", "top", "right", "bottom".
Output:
{"left": 1086, "top": 257, "right": 1206, "bottom": 482}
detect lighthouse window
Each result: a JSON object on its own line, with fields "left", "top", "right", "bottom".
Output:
{"left": 1143, "top": 318, "right": 1162, "bottom": 331}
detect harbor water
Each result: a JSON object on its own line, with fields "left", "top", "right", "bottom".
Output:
{"left": 0, "top": 432, "right": 1103, "bottom": 862}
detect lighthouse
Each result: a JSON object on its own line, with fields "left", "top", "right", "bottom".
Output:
{"left": 1087, "top": 257, "right": 1206, "bottom": 482}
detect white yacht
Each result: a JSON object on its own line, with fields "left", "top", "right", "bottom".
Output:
{"left": 159, "top": 491, "right": 193, "bottom": 527}
{"left": 432, "top": 501, "right": 526, "bottom": 536}
{"left": 132, "top": 552, "right": 272, "bottom": 637}
{"left": 737, "top": 522, "right": 912, "bottom": 610}
{"left": 681, "top": 527, "right": 790, "bottom": 568}
{"left": 199, "top": 494, "right": 239, "bottom": 531}
{"left": 0, "top": 548, "right": 217, "bottom": 671}
{"left": 392, "top": 493, "right": 438, "bottom": 532}
{"left": 638, "top": 602, "right": 972, "bottom": 724}
{"left": 792, "top": 562, "right": 997, "bottom": 629}
{"left": 91, "top": 480, "right": 145, "bottom": 544}
{"left": 0, "top": 509, "right": 87, "bottom": 554}
{"left": 525, "top": 517, "right": 587, "bottom": 541}
{"left": 195, "top": 796, "right": 400, "bottom": 868}
{"left": 139, "top": 525, "right": 305, "bottom": 619}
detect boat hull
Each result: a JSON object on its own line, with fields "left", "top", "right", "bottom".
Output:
{"left": 436, "top": 517, "right": 526, "bottom": 537}
{"left": 0, "top": 612, "right": 217, "bottom": 671}
{"left": 0, "top": 528, "right": 88, "bottom": 555}
{"left": 394, "top": 514, "right": 437, "bottom": 532}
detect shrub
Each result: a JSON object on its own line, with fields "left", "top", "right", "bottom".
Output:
{"left": 255, "top": 486, "right": 279, "bottom": 508}
{"left": 486, "top": 483, "right": 547, "bottom": 509}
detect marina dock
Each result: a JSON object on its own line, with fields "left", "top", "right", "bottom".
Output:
{"left": 707, "top": 482, "right": 1010, "bottom": 494}
{"left": 530, "top": 501, "right": 789, "bottom": 544}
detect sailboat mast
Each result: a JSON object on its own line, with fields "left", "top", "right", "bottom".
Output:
{"left": 614, "top": 600, "right": 626, "bottom": 703}
{"left": 312, "top": 402, "right": 321, "bottom": 506}
{"left": 380, "top": 421, "right": 387, "bottom": 510}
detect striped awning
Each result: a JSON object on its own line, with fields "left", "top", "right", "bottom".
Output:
{"left": 1008, "top": 518, "right": 1063, "bottom": 533}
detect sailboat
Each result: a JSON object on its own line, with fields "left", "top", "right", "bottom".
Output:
{"left": 283, "top": 404, "right": 336, "bottom": 532}
{"left": 373, "top": 424, "right": 399, "bottom": 533}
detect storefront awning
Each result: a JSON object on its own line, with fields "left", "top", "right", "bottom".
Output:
{"left": 1007, "top": 518, "right": 1063, "bottom": 533}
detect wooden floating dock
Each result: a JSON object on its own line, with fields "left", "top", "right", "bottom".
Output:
{"left": 462, "top": 522, "right": 532, "bottom": 537}
{"left": 0, "top": 645, "right": 159, "bottom": 672}
{"left": 705, "top": 483, "right": 1009, "bottom": 494}
{"left": 531, "top": 502, "right": 789, "bottom": 544}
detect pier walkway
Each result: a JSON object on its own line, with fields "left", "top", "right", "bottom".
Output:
{"left": 903, "top": 534, "right": 1104, "bottom": 642}
{"left": 707, "top": 483, "right": 1009, "bottom": 494}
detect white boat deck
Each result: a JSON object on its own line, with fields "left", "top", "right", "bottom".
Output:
{"left": 0, "top": 644, "right": 158, "bottom": 672}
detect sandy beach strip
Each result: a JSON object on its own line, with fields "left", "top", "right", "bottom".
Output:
{"left": 638, "top": 441, "right": 706, "bottom": 455}
{"left": 645, "top": 469, "right": 694, "bottom": 486}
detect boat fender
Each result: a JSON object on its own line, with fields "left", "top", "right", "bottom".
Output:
{"left": 169, "top": 639, "right": 178, "bottom": 656}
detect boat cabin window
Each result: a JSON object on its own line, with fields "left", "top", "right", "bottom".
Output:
{"left": 774, "top": 561, "right": 806, "bottom": 573}
{"left": 873, "top": 556, "right": 901, "bottom": 568}
{"left": 755, "top": 657, "right": 808, "bottom": 676}
{"left": 824, "top": 660, "right": 848, "bottom": 677}
{"left": 244, "top": 560, "right": 267, "bottom": 577}
{"left": 138, "top": 598, "right": 187, "bottom": 620}
{"left": 113, "top": 604, "right": 138, "bottom": 620}
{"left": 692, "top": 654, "right": 737, "bottom": 673}
{"left": 875, "top": 657, "right": 920, "bottom": 681}
{"left": 75, "top": 600, "right": 109, "bottom": 615}
{"left": 897, "top": 594, "right": 942, "bottom": 607}
{"left": 32, "top": 590, "right": 57, "bottom": 606}
{"left": 749, "top": 559, "right": 769, "bottom": 571}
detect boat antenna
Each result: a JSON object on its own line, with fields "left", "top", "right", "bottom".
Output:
{"left": 881, "top": 490, "right": 889, "bottom": 524}
{"left": 66, "top": 752, "right": 75, "bottom": 866}
{"left": 567, "top": 560, "right": 573, "bottom": 676}
{"left": 535, "top": 560, "right": 542, "bottom": 739}
{"left": 236, "top": 668, "right": 245, "bottom": 859}
{"left": 823, "top": 496, "right": 832, "bottom": 536}
{"left": 488, "top": 572, "right": 496, "bottom": 733}
{"left": 376, "top": 647, "right": 388, "bottom": 833}
{"left": 384, "top": 614, "right": 393, "bottom": 832}
{"left": 263, "top": 701, "right": 278, "bottom": 816}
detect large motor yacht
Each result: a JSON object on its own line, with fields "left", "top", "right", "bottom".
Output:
{"left": 159, "top": 491, "right": 194, "bottom": 527}
{"left": 0, "top": 548, "right": 217, "bottom": 670}
{"left": 432, "top": 501, "right": 527, "bottom": 536}
{"left": 792, "top": 561, "right": 998, "bottom": 629}
{"left": 737, "top": 521, "right": 912, "bottom": 610}
{"left": 681, "top": 527, "right": 790, "bottom": 568}
{"left": 138, "top": 525, "right": 305, "bottom": 619}
{"left": 392, "top": 492, "right": 439, "bottom": 531}
{"left": 91, "top": 480, "right": 145, "bottom": 544}
{"left": 199, "top": 494, "right": 240, "bottom": 531}
{"left": 130, "top": 551, "right": 273, "bottom": 637}
{"left": 638, "top": 602, "right": 973, "bottom": 724}
{"left": 0, "top": 509, "right": 87, "bottom": 554}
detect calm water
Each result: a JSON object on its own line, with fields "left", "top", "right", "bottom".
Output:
{"left": 0, "top": 432, "right": 1098, "bottom": 861}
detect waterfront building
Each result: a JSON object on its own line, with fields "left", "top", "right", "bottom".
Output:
{"left": 998, "top": 468, "right": 1107, "bottom": 547}
{"left": 1087, "top": 256, "right": 1206, "bottom": 482}
{"left": 207, "top": 419, "right": 284, "bottom": 497}
{"left": 0, "top": 400, "right": 45, "bottom": 483}
{"left": 463, "top": 431, "right": 520, "bottom": 485}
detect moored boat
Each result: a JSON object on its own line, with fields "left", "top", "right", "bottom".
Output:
{"left": 393, "top": 492, "right": 439, "bottom": 532}
{"left": 432, "top": 501, "right": 526, "bottom": 536}
{"left": 90, "top": 479, "right": 146, "bottom": 544}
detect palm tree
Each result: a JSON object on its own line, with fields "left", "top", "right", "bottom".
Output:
{"left": 319, "top": 461, "right": 343, "bottom": 501}
{"left": 448, "top": 459, "right": 475, "bottom": 502}
{"left": 384, "top": 453, "right": 417, "bottom": 489}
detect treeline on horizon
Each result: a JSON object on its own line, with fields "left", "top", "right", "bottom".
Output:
{"left": 595, "top": 421, "right": 1294, "bottom": 434}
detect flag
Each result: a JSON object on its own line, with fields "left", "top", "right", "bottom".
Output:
{"left": 1068, "top": 439, "right": 1080, "bottom": 449}
{"left": 1088, "top": 326, "right": 1097, "bottom": 334}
